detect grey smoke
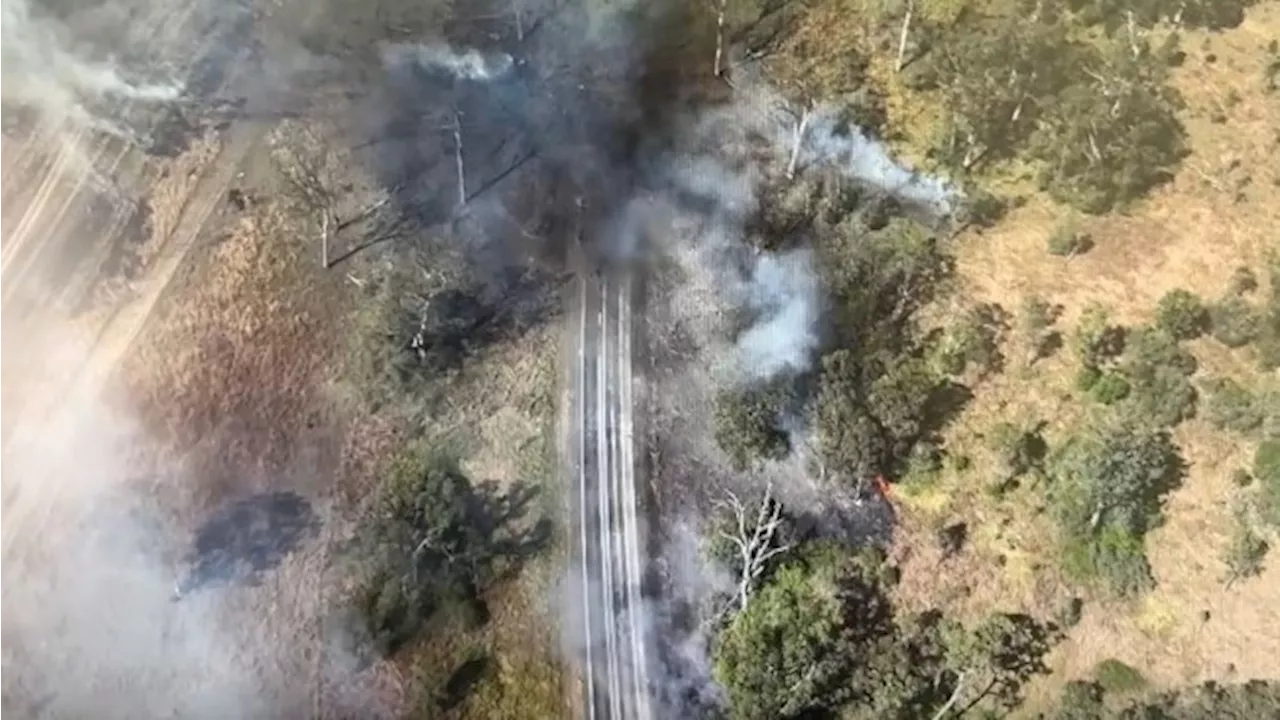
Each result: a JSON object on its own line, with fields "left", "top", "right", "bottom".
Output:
{"left": 647, "top": 519, "right": 733, "bottom": 715}
{"left": 653, "top": 74, "right": 955, "bottom": 386}
{"left": 794, "top": 107, "right": 955, "bottom": 217}
{"left": 1, "top": 0, "right": 181, "bottom": 134}
{"left": 736, "top": 250, "right": 821, "bottom": 380}
{"left": 634, "top": 70, "right": 953, "bottom": 715}
{"left": 659, "top": 140, "right": 821, "bottom": 385}
{"left": 381, "top": 41, "right": 516, "bottom": 82}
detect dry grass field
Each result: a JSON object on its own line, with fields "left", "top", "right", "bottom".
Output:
{"left": 883, "top": 4, "right": 1280, "bottom": 712}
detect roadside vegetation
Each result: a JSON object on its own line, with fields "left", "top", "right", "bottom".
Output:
{"left": 227, "top": 0, "right": 1280, "bottom": 716}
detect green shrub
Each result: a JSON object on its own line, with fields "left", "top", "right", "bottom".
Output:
{"left": 1260, "top": 441, "right": 1280, "bottom": 482}
{"left": 1112, "top": 680, "right": 1280, "bottom": 718}
{"left": 1062, "top": 525, "right": 1155, "bottom": 596}
{"left": 1256, "top": 440, "right": 1280, "bottom": 527}
{"left": 714, "top": 383, "right": 793, "bottom": 471}
{"left": 957, "top": 186, "right": 1008, "bottom": 229}
{"left": 989, "top": 422, "right": 1046, "bottom": 482}
{"left": 1156, "top": 289, "right": 1209, "bottom": 340}
{"left": 1119, "top": 326, "right": 1198, "bottom": 426}
{"left": 714, "top": 561, "right": 850, "bottom": 720}
{"left": 1050, "top": 420, "right": 1181, "bottom": 595}
{"left": 1019, "top": 295, "right": 1059, "bottom": 365}
{"left": 1020, "top": 295, "right": 1054, "bottom": 336}
{"left": 1055, "top": 596, "right": 1085, "bottom": 630}
{"left": 1054, "top": 681, "right": 1105, "bottom": 720}
{"left": 933, "top": 303, "right": 1008, "bottom": 378}
{"left": 1257, "top": 322, "right": 1280, "bottom": 371}
{"left": 1073, "top": 303, "right": 1125, "bottom": 368}
{"left": 1094, "top": 658, "right": 1148, "bottom": 694}
{"left": 1202, "top": 377, "right": 1263, "bottom": 434}
{"left": 1224, "top": 520, "right": 1268, "bottom": 582}
{"left": 1209, "top": 296, "right": 1261, "bottom": 348}
{"left": 1229, "top": 266, "right": 1258, "bottom": 295}
{"left": 356, "top": 447, "right": 547, "bottom": 656}
{"left": 1075, "top": 365, "right": 1102, "bottom": 392}
{"left": 1029, "top": 44, "right": 1187, "bottom": 214}
{"left": 1090, "top": 372, "right": 1131, "bottom": 405}
{"left": 1047, "top": 222, "right": 1094, "bottom": 256}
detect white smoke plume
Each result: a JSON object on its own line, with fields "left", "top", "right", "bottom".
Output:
{"left": 1, "top": 386, "right": 270, "bottom": 718}
{"left": 381, "top": 41, "right": 516, "bottom": 82}
{"left": 1, "top": 0, "right": 182, "bottom": 134}
{"left": 0, "top": 324, "right": 388, "bottom": 718}
{"left": 648, "top": 75, "right": 954, "bottom": 387}
{"left": 794, "top": 108, "right": 955, "bottom": 217}
{"left": 734, "top": 249, "right": 822, "bottom": 380}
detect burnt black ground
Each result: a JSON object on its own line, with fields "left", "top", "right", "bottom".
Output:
{"left": 175, "top": 490, "right": 318, "bottom": 597}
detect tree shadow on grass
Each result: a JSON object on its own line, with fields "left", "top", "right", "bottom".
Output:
{"left": 441, "top": 653, "right": 492, "bottom": 712}
{"left": 353, "top": 456, "right": 554, "bottom": 658}
{"left": 920, "top": 380, "right": 975, "bottom": 440}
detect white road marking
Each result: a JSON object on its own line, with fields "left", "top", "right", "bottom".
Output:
{"left": 576, "top": 268, "right": 651, "bottom": 720}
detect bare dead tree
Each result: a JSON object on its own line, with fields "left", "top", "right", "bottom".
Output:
{"left": 785, "top": 104, "right": 812, "bottom": 180}
{"left": 452, "top": 110, "right": 467, "bottom": 207}
{"left": 895, "top": 0, "right": 915, "bottom": 73}
{"left": 1125, "top": 10, "right": 1142, "bottom": 59}
{"left": 271, "top": 121, "right": 419, "bottom": 270}
{"left": 713, "top": 0, "right": 728, "bottom": 77}
{"left": 714, "top": 481, "right": 793, "bottom": 614}
{"left": 270, "top": 122, "right": 339, "bottom": 268}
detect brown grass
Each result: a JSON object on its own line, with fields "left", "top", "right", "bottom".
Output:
{"left": 117, "top": 200, "right": 337, "bottom": 516}
{"left": 146, "top": 132, "right": 223, "bottom": 265}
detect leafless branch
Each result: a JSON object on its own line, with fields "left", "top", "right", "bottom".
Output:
{"left": 452, "top": 110, "right": 467, "bottom": 207}
{"left": 713, "top": 481, "right": 793, "bottom": 614}
{"left": 931, "top": 671, "right": 969, "bottom": 720}
{"left": 896, "top": 0, "right": 915, "bottom": 73}
{"left": 786, "top": 106, "right": 812, "bottom": 180}
{"left": 321, "top": 211, "right": 330, "bottom": 269}
{"left": 714, "top": 0, "right": 728, "bottom": 77}
{"left": 336, "top": 186, "right": 401, "bottom": 233}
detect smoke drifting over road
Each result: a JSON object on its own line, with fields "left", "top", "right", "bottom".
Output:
{"left": 2, "top": 0, "right": 952, "bottom": 715}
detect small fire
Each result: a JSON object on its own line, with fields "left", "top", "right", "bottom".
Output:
{"left": 873, "top": 474, "right": 893, "bottom": 500}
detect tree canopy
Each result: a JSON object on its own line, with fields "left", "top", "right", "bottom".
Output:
{"left": 712, "top": 550, "right": 856, "bottom": 720}
{"left": 714, "top": 381, "right": 795, "bottom": 471}
{"left": 1049, "top": 418, "right": 1183, "bottom": 594}
{"left": 355, "top": 448, "right": 547, "bottom": 655}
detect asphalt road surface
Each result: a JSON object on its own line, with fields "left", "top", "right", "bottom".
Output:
{"left": 572, "top": 266, "right": 652, "bottom": 720}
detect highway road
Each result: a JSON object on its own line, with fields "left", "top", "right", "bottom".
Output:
{"left": 572, "top": 266, "right": 652, "bottom": 720}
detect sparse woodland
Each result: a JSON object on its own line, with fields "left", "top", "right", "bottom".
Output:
{"left": 303, "top": 0, "right": 1280, "bottom": 717}
{"left": 700, "top": 0, "right": 1280, "bottom": 718}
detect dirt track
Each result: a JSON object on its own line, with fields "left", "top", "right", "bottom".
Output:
{"left": 0, "top": 0, "right": 274, "bottom": 549}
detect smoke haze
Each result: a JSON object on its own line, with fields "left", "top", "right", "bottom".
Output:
{"left": 1, "top": 0, "right": 951, "bottom": 715}
{"left": 382, "top": 42, "right": 516, "bottom": 83}
{"left": 1, "top": 0, "right": 182, "bottom": 135}
{"left": 634, "top": 65, "right": 951, "bottom": 716}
